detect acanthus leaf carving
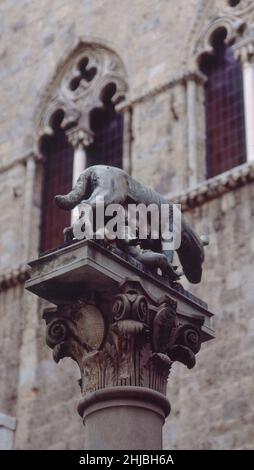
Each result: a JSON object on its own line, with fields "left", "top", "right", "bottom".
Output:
{"left": 153, "top": 299, "right": 178, "bottom": 353}
{"left": 66, "top": 125, "right": 94, "bottom": 148}
{"left": 43, "top": 280, "right": 203, "bottom": 396}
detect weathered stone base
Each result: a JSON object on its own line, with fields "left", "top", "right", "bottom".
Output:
{"left": 78, "top": 386, "right": 171, "bottom": 450}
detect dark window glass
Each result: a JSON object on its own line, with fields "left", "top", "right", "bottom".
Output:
{"left": 40, "top": 128, "right": 73, "bottom": 253}
{"left": 204, "top": 45, "right": 246, "bottom": 178}
{"left": 87, "top": 85, "right": 123, "bottom": 168}
{"left": 228, "top": 0, "right": 240, "bottom": 6}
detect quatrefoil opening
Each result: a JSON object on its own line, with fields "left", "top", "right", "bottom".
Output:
{"left": 70, "top": 57, "right": 97, "bottom": 91}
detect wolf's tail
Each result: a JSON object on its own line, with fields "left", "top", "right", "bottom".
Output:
{"left": 177, "top": 218, "right": 205, "bottom": 284}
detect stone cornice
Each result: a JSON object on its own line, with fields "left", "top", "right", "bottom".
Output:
{"left": 0, "top": 264, "right": 31, "bottom": 293}
{"left": 117, "top": 70, "right": 206, "bottom": 112}
{"left": 0, "top": 151, "right": 41, "bottom": 175}
{"left": 169, "top": 162, "right": 254, "bottom": 212}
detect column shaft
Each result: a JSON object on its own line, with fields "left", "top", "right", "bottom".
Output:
{"left": 79, "top": 387, "right": 170, "bottom": 450}
{"left": 243, "top": 61, "right": 254, "bottom": 162}
{"left": 122, "top": 107, "right": 132, "bottom": 175}
{"left": 71, "top": 145, "right": 87, "bottom": 223}
{"left": 187, "top": 78, "right": 197, "bottom": 187}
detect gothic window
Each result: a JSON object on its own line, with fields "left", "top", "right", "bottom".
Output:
{"left": 201, "top": 37, "right": 246, "bottom": 178}
{"left": 40, "top": 111, "right": 74, "bottom": 253}
{"left": 37, "top": 44, "right": 128, "bottom": 253}
{"left": 87, "top": 84, "right": 124, "bottom": 168}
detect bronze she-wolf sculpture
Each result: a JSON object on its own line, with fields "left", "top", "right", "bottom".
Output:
{"left": 55, "top": 165, "right": 207, "bottom": 284}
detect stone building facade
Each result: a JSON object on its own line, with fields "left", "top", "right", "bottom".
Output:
{"left": 0, "top": 0, "right": 254, "bottom": 449}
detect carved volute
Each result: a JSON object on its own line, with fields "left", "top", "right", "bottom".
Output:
{"left": 43, "top": 279, "right": 203, "bottom": 397}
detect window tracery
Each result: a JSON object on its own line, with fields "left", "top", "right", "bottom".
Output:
{"left": 38, "top": 43, "right": 128, "bottom": 252}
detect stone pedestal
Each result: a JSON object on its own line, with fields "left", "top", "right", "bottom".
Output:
{"left": 25, "top": 239, "right": 214, "bottom": 450}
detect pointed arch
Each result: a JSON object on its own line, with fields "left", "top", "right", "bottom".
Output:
{"left": 36, "top": 41, "right": 128, "bottom": 149}
{"left": 195, "top": 16, "right": 246, "bottom": 178}
{"left": 37, "top": 41, "right": 128, "bottom": 252}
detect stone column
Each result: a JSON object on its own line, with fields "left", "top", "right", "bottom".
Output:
{"left": 66, "top": 127, "right": 94, "bottom": 223}
{"left": 117, "top": 103, "right": 133, "bottom": 175}
{"left": 235, "top": 41, "right": 254, "bottom": 162}
{"left": 0, "top": 413, "right": 16, "bottom": 450}
{"left": 186, "top": 72, "right": 206, "bottom": 187}
{"left": 43, "top": 288, "right": 174, "bottom": 450}
{"left": 26, "top": 239, "right": 214, "bottom": 450}
{"left": 22, "top": 154, "right": 36, "bottom": 262}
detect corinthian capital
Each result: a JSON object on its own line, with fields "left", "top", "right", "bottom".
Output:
{"left": 66, "top": 126, "right": 94, "bottom": 149}
{"left": 42, "top": 279, "right": 203, "bottom": 398}
{"left": 234, "top": 38, "right": 254, "bottom": 65}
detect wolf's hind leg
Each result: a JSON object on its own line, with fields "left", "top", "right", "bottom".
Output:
{"left": 63, "top": 226, "right": 74, "bottom": 242}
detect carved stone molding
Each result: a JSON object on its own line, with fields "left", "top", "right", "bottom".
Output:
{"left": 169, "top": 162, "right": 254, "bottom": 212}
{"left": 194, "top": 13, "right": 245, "bottom": 63}
{"left": 0, "top": 264, "right": 30, "bottom": 293}
{"left": 66, "top": 126, "right": 94, "bottom": 149}
{"left": 234, "top": 35, "right": 254, "bottom": 64}
{"left": 226, "top": 1, "right": 254, "bottom": 18}
{"left": 36, "top": 42, "right": 128, "bottom": 150}
{"left": 43, "top": 279, "right": 204, "bottom": 397}
{"left": 181, "top": 0, "right": 254, "bottom": 71}
{"left": 193, "top": 1, "right": 254, "bottom": 65}
{"left": 118, "top": 70, "right": 205, "bottom": 111}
